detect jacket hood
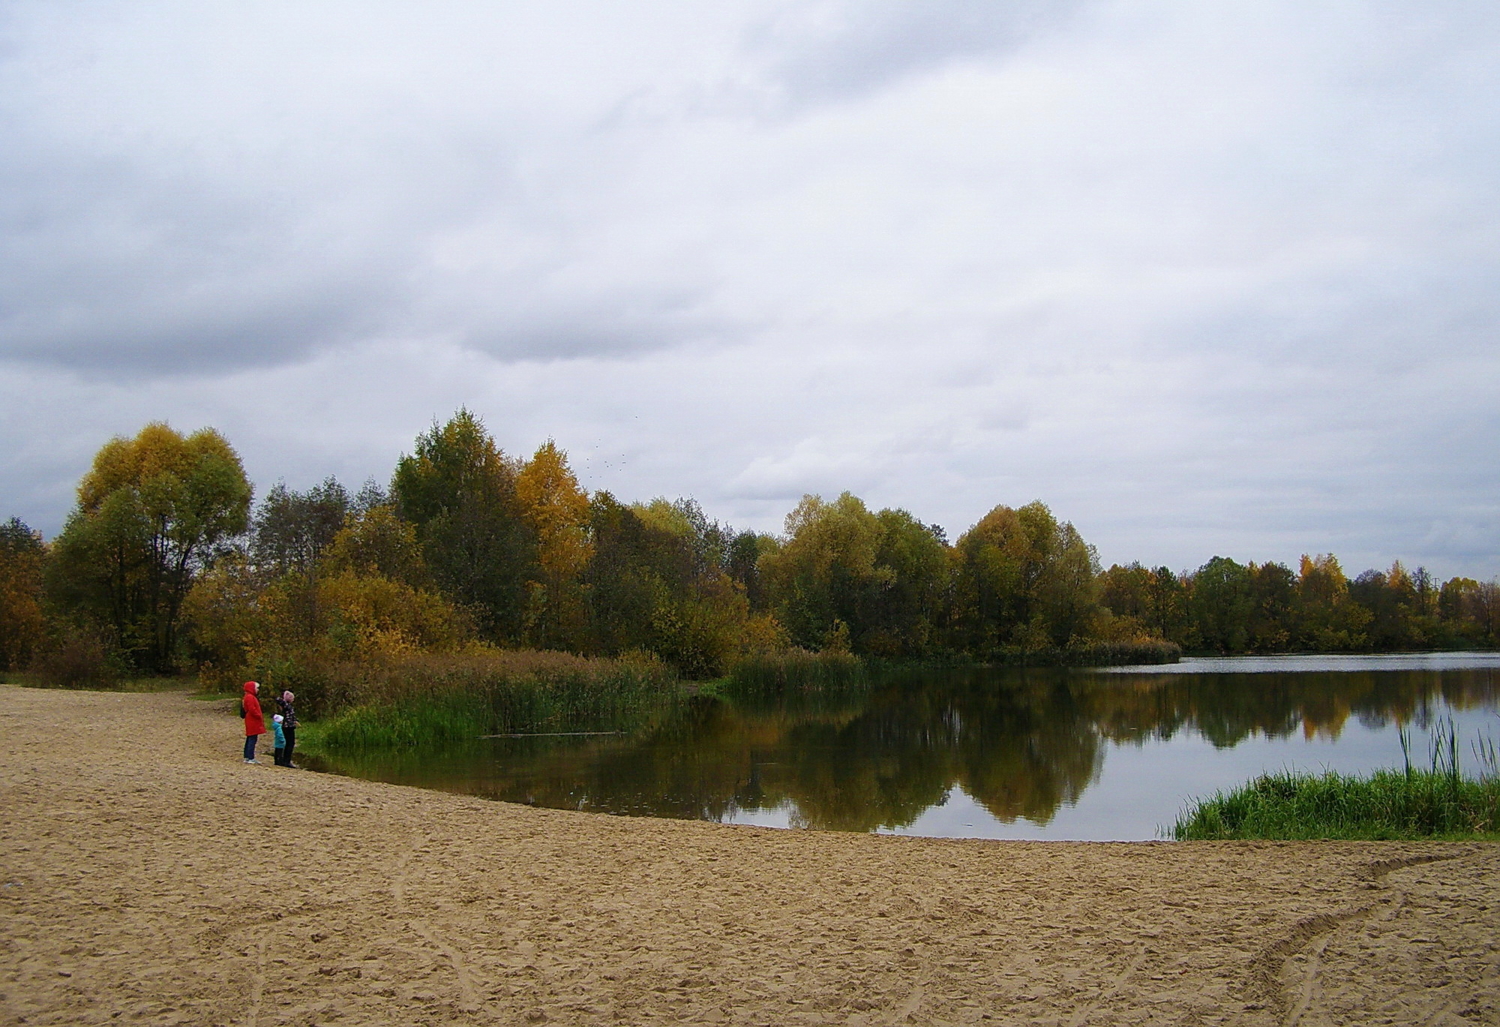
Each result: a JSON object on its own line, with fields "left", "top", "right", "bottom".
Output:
{"left": 243, "top": 681, "right": 258, "bottom": 693}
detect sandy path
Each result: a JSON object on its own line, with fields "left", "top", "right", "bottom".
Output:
{"left": 0, "top": 685, "right": 1495, "bottom": 1026}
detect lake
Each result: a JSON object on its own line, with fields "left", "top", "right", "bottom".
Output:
{"left": 313, "top": 653, "right": 1500, "bottom": 840}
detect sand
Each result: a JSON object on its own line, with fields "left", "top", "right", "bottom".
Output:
{"left": 0, "top": 684, "right": 1496, "bottom": 1026}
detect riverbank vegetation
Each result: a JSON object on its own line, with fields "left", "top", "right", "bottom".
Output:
{"left": 1174, "top": 725, "right": 1500, "bottom": 840}
{"left": 292, "top": 650, "right": 676, "bottom": 752}
{"left": 3, "top": 412, "right": 1496, "bottom": 704}
{"left": 1174, "top": 769, "right": 1500, "bottom": 841}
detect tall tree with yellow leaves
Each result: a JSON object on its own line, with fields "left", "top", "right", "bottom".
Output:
{"left": 515, "top": 440, "right": 592, "bottom": 649}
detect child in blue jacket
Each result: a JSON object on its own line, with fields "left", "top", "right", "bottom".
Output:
{"left": 272, "top": 714, "right": 288, "bottom": 766}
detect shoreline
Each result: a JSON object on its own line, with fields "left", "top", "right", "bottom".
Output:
{"left": 2, "top": 684, "right": 1496, "bottom": 1025}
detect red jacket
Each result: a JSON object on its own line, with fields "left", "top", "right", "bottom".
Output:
{"left": 242, "top": 683, "right": 265, "bottom": 736}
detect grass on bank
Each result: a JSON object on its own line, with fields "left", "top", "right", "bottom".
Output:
{"left": 1174, "top": 724, "right": 1500, "bottom": 841}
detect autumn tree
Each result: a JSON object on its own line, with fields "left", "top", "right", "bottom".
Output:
{"left": 1293, "top": 554, "right": 1370, "bottom": 650}
{"left": 48, "top": 423, "right": 252, "bottom": 671}
{"left": 0, "top": 518, "right": 47, "bottom": 671}
{"left": 1099, "top": 563, "right": 1154, "bottom": 624}
{"left": 950, "top": 501, "right": 1101, "bottom": 654}
{"left": 323, "top": 503, "right": 428, "bottom": 586}
{"left": 760, "top": 493, "right": 887, "bottom": 652}
{"left": 515, "top": 440, "right": 592, "bottom": 649}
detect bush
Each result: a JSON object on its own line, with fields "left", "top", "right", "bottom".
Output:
{"left": 27, "top": 634, "right": 121, "bottom": 689}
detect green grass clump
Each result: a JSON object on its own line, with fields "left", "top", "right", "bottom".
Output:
{"left": 1179, "top": 720, "right": 1500, "bottom": 841}
{"left": 1173, "top": 768, "right": 1500, "bottom": 840}
{"left": 286, "top": 650, "right": 678, "bottom": 753}
{"left": 724, "top": 649, "right": 868, "bottom": 698}
{"left": 1175, "top": 723, "right": 1500, "bottom": 840}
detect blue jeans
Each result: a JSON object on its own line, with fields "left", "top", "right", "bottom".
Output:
{"left": 244, "top": 735, "right": 258, "bottom": 760}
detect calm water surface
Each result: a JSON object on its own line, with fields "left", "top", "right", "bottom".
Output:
{"left": 316, "top": 653, "right": 1500, "bottom": 840}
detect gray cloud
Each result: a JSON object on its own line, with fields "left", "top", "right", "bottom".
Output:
{"left": 746, "top": 0, "right": 1084, "bottom": 109}
{"left": 1, "top": 1, "right": 1497, "bottom": 581}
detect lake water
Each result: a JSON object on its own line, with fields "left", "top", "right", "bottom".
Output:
{"left": 314, "top": 653, "right": 1500, "bottom": 840}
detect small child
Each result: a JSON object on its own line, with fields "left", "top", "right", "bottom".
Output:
{"left": 272, "top": 714, "right": 288, "bottom": 766}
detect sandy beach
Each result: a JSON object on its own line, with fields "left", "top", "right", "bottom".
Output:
{"left": 1, "top": 684, "right": 1495, "bottom": 1026}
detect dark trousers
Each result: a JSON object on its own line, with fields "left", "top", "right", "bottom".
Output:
{"left": 274, "top": 747, "right": 287, "bottom": 766}
{"left": 284, "top": 725, "right": 297, "bottom": 766}
{"left": 244, "top": 735, "right": 258, "bottom": 760}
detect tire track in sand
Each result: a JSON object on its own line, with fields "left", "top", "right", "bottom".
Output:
{"left": 1247, "top": 852, "right": 1464, "bottom": 1025}
{"left": 389, "top": 828, "right": 484, "bottom": 1017}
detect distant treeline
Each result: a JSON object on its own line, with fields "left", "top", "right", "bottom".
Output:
{"left": 1, "top": 411, "right": 1496, "bottom": 683}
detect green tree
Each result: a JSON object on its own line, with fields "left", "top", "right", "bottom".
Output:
{"left": 1186, "top": 557, "right": 1253, "bottom": 653}
{"left": 48, "top": 423, "right": 251, "bottom": 671}
{"left": 1439, "top": 578, "right": 1499, "bottom": 646}
{"left": 251, "top": 477, "right": 350, "bottom": 578}
{"left": 726, "top": 529, "right": 774, "bottom": 612}
{"left": 585, "top": 493, "right": 753, "bottom": 676}
{"left": 1246, "top": 561, "right": 1296, "bottom": 651}
{"left": 862, "top": 509, "right": 949, "bottom": 657}
{"left": 391, "top": 410, "right": 535, "bottom": 641}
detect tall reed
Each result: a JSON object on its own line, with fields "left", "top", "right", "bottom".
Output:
{"left": 989, "top": 640, "right": 1182, "bottom": 667}
{"left": 278, "top": 650, "right": 678, "bottom": 752}
{"left": 724, "top": 649, "right": 868, "bottom": 698}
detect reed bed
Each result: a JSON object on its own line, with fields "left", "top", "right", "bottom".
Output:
{"left": 275, "top": 650, "right": 678, "bottom": 753}
{"left": 723, "top": 649, "right": 869, "bottom": 698}
{"left": 1174, "top": 722, "right": 1500, "bottom": 840}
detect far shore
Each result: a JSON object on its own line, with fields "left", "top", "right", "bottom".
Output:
{"left": 2, "top": 683, "right": 1496, "bottom": 1025}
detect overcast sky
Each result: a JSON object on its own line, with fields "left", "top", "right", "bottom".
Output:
{"left": 2, "top": 1, "right": 1497, "bottom": 579}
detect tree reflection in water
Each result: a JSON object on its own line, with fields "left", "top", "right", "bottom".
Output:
{"left": 317, "top": 663, "right": 1500, "bottom": 833}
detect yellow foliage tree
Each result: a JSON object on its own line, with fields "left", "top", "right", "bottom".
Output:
{"left": 515, "top": 440, "right": 592, "bottom": 648}
{"left": 51, "top": 422, "right": 252, "bottom": 670}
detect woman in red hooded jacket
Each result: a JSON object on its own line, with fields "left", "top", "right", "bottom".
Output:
{"left": 242, "top": 681, "right": 266, "bottom": 764}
